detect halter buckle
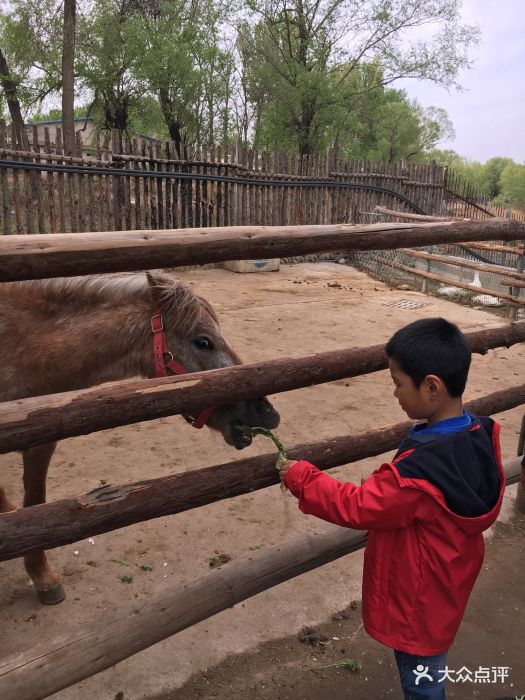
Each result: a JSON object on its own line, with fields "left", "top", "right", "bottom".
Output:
{"left": 151, "top": 314, "right": 164, "bottom": 333}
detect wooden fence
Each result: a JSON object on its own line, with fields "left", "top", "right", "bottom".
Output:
{"left": 0, "top": 457, "right": 522, "bottom": 700}
{"left": 353, "top": 207, "right": 525, "bottom": 320}
{"left": 0, "top": 220, "right": 524, "bottom": 699}
{"left": 444, "top": 169, "right": 525, "bottom": 222}
{"left": 6, "top": 122, "right": 513, "bottom": 236}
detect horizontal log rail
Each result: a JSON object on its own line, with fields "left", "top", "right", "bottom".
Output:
{"left": 0, "top": 322, "right": 524, "bottom": 455}
{"left": 500, "top": 278, "right": 525, "bottom": 288}
{"left": 374, "top": 205, "right": 456, "bottom": 222}
{"left": 465, "top": 241, "right": 525, "bottom": 256}
{"left": 0, "top": 457, "right": 521, "bottom": 700}
{"left": 1, "top": 383, "right": 524, "bottom": 562}
{"left": 0, "top": 146, "right": 112, "bottom": 167}
{"left": 401, "top": 248, "right": 525, "bottom": 282}
{"left": 372, "top": 255, "right": 525, "bottom": 306}
{"left": 0, "top": 219, "right": 524, "bottom": 282}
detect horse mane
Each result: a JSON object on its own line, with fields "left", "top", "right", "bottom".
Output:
{"left": 4, "top": 272, "right": 218, "bottom": 335}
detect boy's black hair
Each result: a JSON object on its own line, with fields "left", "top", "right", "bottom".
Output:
{"left": 385, "top": 317, "right": 471, "bottom": 397}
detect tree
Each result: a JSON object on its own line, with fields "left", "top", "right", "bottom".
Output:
{"left": 0, "top": 0, "right": 73, "bottom": 146}
{"left": 0, "top": 47, "right": 27, "bottom": 145}
{"left": 135, "top": 0, "right": 234, "bottom": 155}
{"left": 62, "top": 0, "right": 76, "bottom": 155}
{"left": 240, "top": 0, "right": 478, "bottom": 155}
{"left": 0, "top": 0, "right": 63, "bottom": 113}
{"left": 495, "top": 162, "right": 525, "bottom": 210}
{"left": 481, "top": 157, "right": 514, "bottom": 198}
{"left": 77, "top": 0, "right": 147, "bottom": 136}
{"left": 368, "top": 101, "right": 419, "bottom": 162}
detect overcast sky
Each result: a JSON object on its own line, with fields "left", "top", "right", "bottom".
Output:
{"left": 398, "top": 0, "right": 524, "bottom": 164}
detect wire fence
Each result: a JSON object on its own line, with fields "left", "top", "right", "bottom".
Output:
{"left": 351, "top": 211, "right": 525, "bottom": 320}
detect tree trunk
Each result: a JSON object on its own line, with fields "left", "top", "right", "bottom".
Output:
{"left": 298, "top": 102, "right": 315, "bottom": 156}
{"left": 159, "top": 88, "right": 183, "bottom": 157}
{"left": 0, "top": 48, "right": 28, "bottom": 148}
{"left": 61, "top": 0, "right": 76, "bottom": 156}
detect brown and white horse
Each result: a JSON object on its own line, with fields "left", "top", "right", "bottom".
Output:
{"left": 0, "top": 271, "right": 279, "bottom": 604}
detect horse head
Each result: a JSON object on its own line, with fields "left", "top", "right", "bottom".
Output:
{"left": 146, "top": 272, "right": 280, "bottom": 449}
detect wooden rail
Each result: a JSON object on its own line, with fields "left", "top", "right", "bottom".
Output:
{"left": 374, "top": 205, "right": 457, "bottom": 222}
{"left": 0, "top": 384, "right": 523, "bottom": 561}
{"left": 0, "top": 457, "right": 521, "bottom": 700}
{"left": 500, "top": 278, "right": 525, "bottom": 288}
{"left": 372, "top": 255, "right": 525, "bottom": 305}
{"left": 464, "top": 242, "right": 525, "bottom": 256}
{"left": 0, "top": 219, "right": 524, "bottom": 282}
{"left": 401, "top": 248, "right": 525, "bottom": 282}
{"left": 0, "top": 322, "right": 523, "bottom": 455}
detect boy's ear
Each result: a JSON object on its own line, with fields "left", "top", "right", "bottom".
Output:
{"left": 424, "top": 374, "right": 445, "bottom": 396}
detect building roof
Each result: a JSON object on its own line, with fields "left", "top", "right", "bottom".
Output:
{"left": 25, "top": 116, "right": 93, "bottom": 126}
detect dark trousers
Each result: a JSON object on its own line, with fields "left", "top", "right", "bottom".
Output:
{"left": 394, "top": 649, "right": 448, "bottom": 699}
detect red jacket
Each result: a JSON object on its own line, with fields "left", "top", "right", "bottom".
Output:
{"left": 284, "top": 416, "right": 504, "bottom": 655}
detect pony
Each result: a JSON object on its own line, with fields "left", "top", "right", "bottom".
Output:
{"left": 0, "top": 271, "right": 280, "bottom": 604}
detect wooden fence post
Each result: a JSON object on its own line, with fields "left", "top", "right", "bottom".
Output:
{"left": 510, "top": 245, "right": 525, "bottom": 320}
{"left": 421, "top": 245, "right": 432, "bottom": 294}
{"left": 111, "top": 128, "right": 123, "bottom": 231}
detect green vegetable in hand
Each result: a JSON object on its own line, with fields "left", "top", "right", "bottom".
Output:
{"left": 238, "top": 426, "right": 287, "bottom": 469}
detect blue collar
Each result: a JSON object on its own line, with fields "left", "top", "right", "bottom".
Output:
{"left": 410, "top": 411, "right": 472, "bottom": 436}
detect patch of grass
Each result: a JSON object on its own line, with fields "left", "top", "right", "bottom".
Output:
{"left": 119, "top": 575, "right": 133, "bottom": 584}
{"left": 338, "top": 659, "right": 361, "bottom": 672}
{"left": 139, "top": 564, "right": 153, "bottom": 572}
{"left": 315, "top": 658, "right": 361, "bottom": 672}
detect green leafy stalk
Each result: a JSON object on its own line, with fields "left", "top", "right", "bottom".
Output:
{"left": 238, "top": 426, "right": 286, "bottom": 469}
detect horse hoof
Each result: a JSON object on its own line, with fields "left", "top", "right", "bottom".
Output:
{"left": 37, "top": 583, "right": 66, "bottom": 605}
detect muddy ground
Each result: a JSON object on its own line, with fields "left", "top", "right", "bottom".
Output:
{"left": 0, "top": 262, "right": 524, "bottom": 700}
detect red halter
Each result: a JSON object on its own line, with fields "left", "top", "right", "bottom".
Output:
{"left": 151, "top": 308, "right": 215, "bottom": 429}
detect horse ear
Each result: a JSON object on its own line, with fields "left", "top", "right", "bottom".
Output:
{"left": 145, "top": 271, "right": 161, "bottom": 306}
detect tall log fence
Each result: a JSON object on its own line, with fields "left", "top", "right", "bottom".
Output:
{"left": 5, "top": 123, "right": 523, "bottom": 237}
{"left": 0, "top": 219, "right": 524, "bottom": 699}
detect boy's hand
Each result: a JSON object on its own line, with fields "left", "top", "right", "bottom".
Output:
{"left": 278, "top": 458, "right": 297, "bottom": 483}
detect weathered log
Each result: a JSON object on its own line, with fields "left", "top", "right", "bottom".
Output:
{"left": 402, "top": 249, "right": 525, "bottom": 282}
{"left": 373, "top": 255, "right": 525, "bottom": 305}
{"left": 500, "top": 278, "right": 525, "bottom": 288}
{"left": 374, "top": 205, "right": 456, "bottom": 222}
{"left": 0, "top": 458, "right": 521, "bottom": 700}
{"left": 1, "top": 384, "right": 524, "bottom": 562}
{"left": 0, "top": 219, "right": 523, "bottom": 281}
{"left": 463, "top": 241, "right": 525, "bottom": 256}
{"left": 0, "top": 322, "right": 524, "bottom": 455}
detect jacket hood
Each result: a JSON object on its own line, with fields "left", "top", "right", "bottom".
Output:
{"left": 385, "top": 416, "right": 504, "bottom": 534}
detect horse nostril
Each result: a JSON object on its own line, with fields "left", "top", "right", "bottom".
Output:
{"left": 256, "top": 401, "right": 273, "bottom": 416}
{"left": 250, "top": 400, "right": 280, "bottom": 427}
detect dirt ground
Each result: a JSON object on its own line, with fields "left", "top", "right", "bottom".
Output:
{"left": 0, "top": 262, "right": 524, "bottom": 700}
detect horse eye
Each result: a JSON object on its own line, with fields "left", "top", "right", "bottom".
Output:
{"left": 195, "top": 336, "right": 214, "bottom": 351}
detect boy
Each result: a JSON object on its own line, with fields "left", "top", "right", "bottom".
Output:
{"left": 279, "top": 318, "right": 504, "bottom": 699}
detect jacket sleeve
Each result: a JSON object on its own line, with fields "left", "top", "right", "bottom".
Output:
{"left": 284, "top": 460, "right": 427, "bottom": 530}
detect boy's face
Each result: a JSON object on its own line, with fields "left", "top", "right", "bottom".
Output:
{"left": 388, "top": 358, "right": 434, "bottom": 420}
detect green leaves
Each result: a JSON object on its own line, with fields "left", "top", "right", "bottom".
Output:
{"left": 238, "top": 425, "right": 287, "bottom": 469}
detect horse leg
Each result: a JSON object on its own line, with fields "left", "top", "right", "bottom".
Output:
{"left": 0, "top": 486, "right": 16, "bottom": 513}
{"left": 22, "top": 442, "right": 66, "bottom": 605}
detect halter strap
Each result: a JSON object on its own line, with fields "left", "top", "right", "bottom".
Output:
{"left": 151, "top": 308, "right": 215, "bottom": 429}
